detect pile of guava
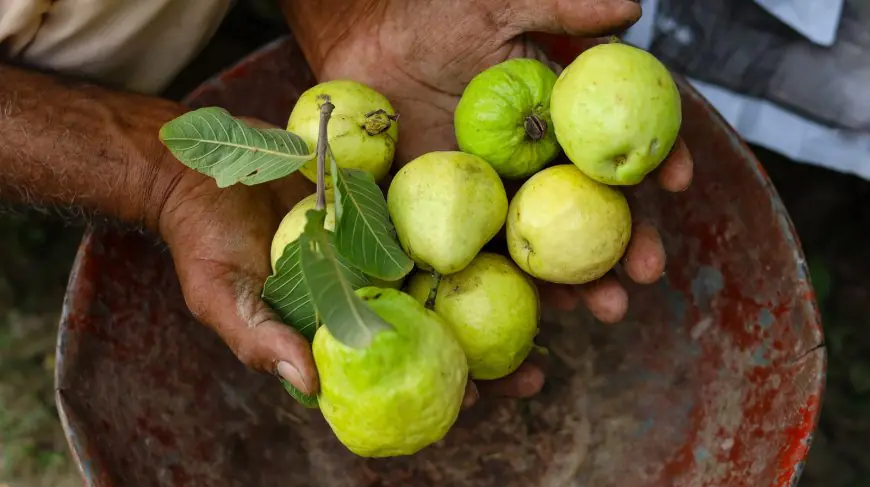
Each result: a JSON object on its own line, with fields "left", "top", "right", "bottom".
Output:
{"left": 270, "top": 40, "right": 682, "bottom": 458}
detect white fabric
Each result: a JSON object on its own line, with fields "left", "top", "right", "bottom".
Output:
{"left": 755, "top": 0, "right": 844, "bottom": 47}
{"left": 0, "top": 0, "right": 233, "bottom": 95}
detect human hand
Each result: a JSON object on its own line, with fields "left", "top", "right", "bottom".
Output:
{"left": 157, "top": 120, "right": 321, "bottom": 397}
{"left": 282, "top": 0, "right": 695, "bottom": 404}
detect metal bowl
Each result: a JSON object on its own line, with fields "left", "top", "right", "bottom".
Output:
{"left": 55, "top": 35, "right": 825, "bottom": 487}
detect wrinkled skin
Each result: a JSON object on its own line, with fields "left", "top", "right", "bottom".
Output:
{"left": 217, "top": 0, "right": 696, "bottom": 404}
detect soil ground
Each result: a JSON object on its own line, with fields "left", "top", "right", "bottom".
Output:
{"left": 1, "top": 4, "right": 868, "bottom": 486}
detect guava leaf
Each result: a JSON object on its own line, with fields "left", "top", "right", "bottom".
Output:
{"left": 280, "top": 379, "right": 319, "bottom": 409}
{"left": 299, "top": 209, "right": 394, "bottom": 348}
{"left": 331, "top": 156, "right": 414, "bottom": 281}
{"left": 263, "top": 232, "right": 370, "bottom": 409}
{"left": 263, "top": 236, "right": 371, "bottom": 341}
{"left": 158, "top": 107, "right": 314, "bottom": 188}
{"left": 262, "top": 240, "right": 318, "bottom": 340}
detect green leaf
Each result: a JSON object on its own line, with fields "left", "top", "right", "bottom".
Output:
{"left": 330, "top": 156, "right": 414, "bottom": 281}
{"left": 298, "top": 209, "right": 394, "bottom": 348}
{"left": 262, "top": 240, "right": 318, "bottom": 340}
{"left": 262, "top": 236, "right": 371, "bottom": 342}
{"left": 158, "top": 107, "right": 314, "bottom": 188}
{"left": 280, "top": 379, "right": 319, "bottom": 409}
{"left": 263, "top": 232, "right": 370, "bottom": 409}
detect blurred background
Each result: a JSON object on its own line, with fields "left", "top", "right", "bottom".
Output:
{"left": 1, "top": 2, "right": 868, "bottom": 486}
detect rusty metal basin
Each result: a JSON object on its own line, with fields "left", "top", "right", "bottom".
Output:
{"left": 55, "top": 34, "right": 825, "bottom": 487}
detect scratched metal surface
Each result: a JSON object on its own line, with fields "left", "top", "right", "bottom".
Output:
{"left": 55, "top": 35, "right": 826, "bottom": 487}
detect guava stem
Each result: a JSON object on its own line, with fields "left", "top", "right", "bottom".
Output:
{"left": 424, "top": 271, "right": 441, "bottom": 310}
{"left": 524, "top": 114, "right": 547, "bottom": 141}
{"left": 315, "top": 96, "right": 335, "bottom": 211}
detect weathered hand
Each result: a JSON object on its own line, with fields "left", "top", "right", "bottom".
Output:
{"left": 157, "top": 124, "right": 320, "bottom": 397}
{"left": 283, "top": 0, "right": 695, "bottom": 404}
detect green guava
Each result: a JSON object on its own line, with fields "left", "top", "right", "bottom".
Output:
{"left": 387, "top": 151, "right": 508, "bottom": 275}
{"left": 506, "top": 164, "right": 631, "bottom": 284}
{"left": 287, "top": 80, "right": 398, "bottom": 187}
{"left": 550, "top": 41, "right": 682, "bottom": 186}
{"left": 270, "top": 192, "right": 336, "bottom": 272}
{"left": 312, "top": 287, "right": 468, "bottom": 458}
{"left": 406, "top": 253, "right": 540, "bottom": 380}
{"left": 454, "top": 58, "right": 561, "bottom": 179}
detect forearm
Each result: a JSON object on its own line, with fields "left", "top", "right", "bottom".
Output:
{"left": 0, "top": 63, "right": 187, "bottom": 231}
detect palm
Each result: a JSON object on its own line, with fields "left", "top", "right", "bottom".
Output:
{"left": 159, "top": 171, "right": 319, "bottom": 392}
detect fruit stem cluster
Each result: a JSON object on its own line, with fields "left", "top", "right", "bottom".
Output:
{"left": 524, "top": 114, "right": 547, "bottom": 141}
{"left": 315, "top": 95, "right": 335, "bottom": 210}
{"left": 363, "top": 109, "right": 398, "bottom": 136}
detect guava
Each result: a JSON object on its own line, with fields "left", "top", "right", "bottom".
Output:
{"left": 550, "top": 41, "right": 682, "bottom": 186}
{"left": 387, "top": 151, "right": 508, "bottom": 275}
{"left": 270, "top": 192, "right": 405, "bottom": 288}
{"left": 369, "top": 276, "right": 405, "bottom": 289}
{"left": 506, "top": 164, "right": 631, "bottom": 284}
{"left": 287, "top": 80, "right": 398, "bottom": 187}
{"left": 454, "top": 58, "right": 561, "bottom": 179}
{"left": 312, "top": 287, "right": 468, "bottom": 458}
{"left": 270, "top": 191, "right": 336, "bottom": 272}
{"left": 406, "top": 253, "right": 540, "bottom": 380}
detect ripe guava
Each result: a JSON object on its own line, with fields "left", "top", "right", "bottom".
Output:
{"left": 387, "top": 151, "right": 508, "bottom": 275}
{"left": 312, "top": 287, "right": 468, "bottom": 458}
{"left": 454, "top": 58, "right": 561, "bottom": 179}
{"left": 270, "top": 192, "right": 336, "bottom": 272}
{"left": 407, "top": 253, "right": 540, "bottom": 380}
{"left": 506, "top": 164, "right": 631, "bottom": 284}
{"left": 550, "top": 41, "right": 682, "bottom": 186}
{"left": 270, "top": 192, "right": 405, "bottom": 289}
{"left": 287, "top": 80, "right": 398, "bottom": 187}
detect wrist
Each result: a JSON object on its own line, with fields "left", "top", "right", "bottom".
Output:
{"left": 135, "top": 143, "right": 190, "bottom": 235}
{"left": 107, "top": 97, "right": 193, "bottom": 235}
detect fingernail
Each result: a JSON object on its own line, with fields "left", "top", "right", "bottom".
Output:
{"left": 277, "top": 360, "right": 309, "bottom": 395}
{"left": 462, "top": 381, "right": 479, "bottom": 409}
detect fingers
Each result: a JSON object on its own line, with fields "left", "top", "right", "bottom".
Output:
{"left": 622, "top": 221, "right": 666, "bottom": 284}
{"left": 461, "top": 381, "right": 480, "bottom": 409}
{"left": 578, "top": 274, "right": 628, "bottom": 323}
{"left": 473, "top": 361, "right": 546, "bottom": 399}
{"left": 537, "top": 280, "right": 584, "bottom": 311}
{"left": 656, "top": 138, "right": 693, "bottom": 192}
{"left": 179, "top": 268, "right": 319, "bottom": 395}
{"left": 508, "top": 0, "right": 642, "bottom": 37}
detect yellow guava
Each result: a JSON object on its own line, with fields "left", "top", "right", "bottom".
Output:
{"left": 406, "top": 253, "right": 540, "bottom": 380}
{"left": 287, "top": 80, "right": 398, "bottom": 187}
{"left": 506, "top": 164, "right": 631, "bottom": 284}
{"left": 269, "top": 192, "right": 335, "bottom": 272}
{"left": 386, "top": 151, "right": 508, "bottom": 275}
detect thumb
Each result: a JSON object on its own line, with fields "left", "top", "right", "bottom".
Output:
{"left": 507, "top": 0, "right": 642, "bottom": 37}
{"left": 179, "top": 267, "right": 319, "bottom": 395}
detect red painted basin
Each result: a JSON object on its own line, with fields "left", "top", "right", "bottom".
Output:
{"left": 55, "top": 34, "right": 825, "bottom": 487}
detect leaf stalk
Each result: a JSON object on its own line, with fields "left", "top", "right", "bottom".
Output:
{"left": 315, "top": 95, "right": 335, "bottom": 211}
